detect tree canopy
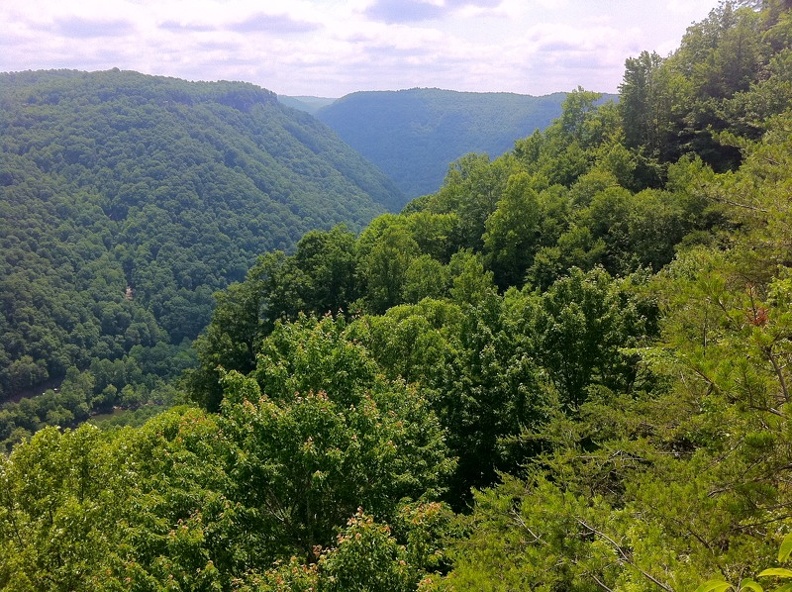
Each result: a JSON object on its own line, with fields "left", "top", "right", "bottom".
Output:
{"left": 4, "top": 1, "right": 792, "bottom": 589}
{"left": 0, "top": 69, "right": 401, "bottom": 439}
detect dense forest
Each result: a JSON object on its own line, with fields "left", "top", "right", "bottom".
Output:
{"left": 3, "top": 0, "right": 792, "bottom": 589}
{"left": 0, "top": 70, "right": 402, "bottom": 440}
{"left": 314, "top": 88, "right": 595, "bottom": 200}
{"left": 278, "top": 96, "right": 336, "bottom": 116}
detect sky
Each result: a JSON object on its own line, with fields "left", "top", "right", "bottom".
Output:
{"left": 1, "top": 0, "right": 717, "bottom": 98}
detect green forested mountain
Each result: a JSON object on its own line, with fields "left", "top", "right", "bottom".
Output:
{"left": 4, "top": 1, "right": 792, "bottom": 590}
{"left": 0, "top": 69, "right": 400, "bottom": 413}
{"left": 315, "top": 88, "right": 615, "bottom": 201}
{"left": 277, "top": 95, "right": 337, "bottom": 116}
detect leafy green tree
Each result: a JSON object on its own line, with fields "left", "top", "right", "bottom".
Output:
{"left": 187, "top": 255, "right": 278, "bottom": 411}
{"left": 402, "top": 212, "right": 459, "bottom": 263}
{"left": 318, "top": 510, "right": 414, "bottom": 592}
{"left": 219, "top": 367, "right": 453, "bottom": 562}
{"left": 620, "top": 50, "right": 664, "bottom": 151}
{"left": 347, "top": 298, "right": 464, "bottom": 386}
{"left": 559, "top": 87, "right": 607, "bottom": 147}
{"left": 578, "top": 185, "right": 634, "bottom": 273}
{"left": 360, "top": 225, "right": 420, "bottom": 313}
{"left": 237, "top": 503, "right": 454, "bottom": 592}
{"left": 527, "top": 226, "right": 607, "bottom": 290}
{"left": 483, "top": 172, "right": 541, "bottom": 289}
{"left": 353, "top": 287, "right": 549, "bottom": 501}
{"left": 290, "top": 226, "right": 360, "bottom": 315}
{"left": 253, "top": 314, "right": 378, "bottom": 407}
{"left": 402, "top": 255, "right": 451, "bottom": 304}
{"left": 536, "top": 267, "right": 651, "bottom": 410}
{"left": 448, "top": 250, "right": 497, "bottom": 306}
{"left": 436, "top": 475, "right": 617, "bottom": 592}
{"left": 422, "top": 153, "right": 521, "bottom": 251}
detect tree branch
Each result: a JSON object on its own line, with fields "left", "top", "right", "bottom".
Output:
{"left": 510, "top": 509, "right": 546, "bottom": 545}
{"left": 576, "top": 518, "right": 675, "bottom": 592}
{"left": 590, "top": 572, "right": 617, "bottom": 592}
{"left": 707, "top": 194, "right": 769, "bottom": 213}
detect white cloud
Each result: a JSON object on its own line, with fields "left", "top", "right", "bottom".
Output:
{"left": 0, "top": 0, "right": 720, "bottom": 96}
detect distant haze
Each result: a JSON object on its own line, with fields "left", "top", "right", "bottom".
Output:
{"left": 310, "top": 88, "right": 599, "bottom": 201}
{"left": 278, "top": 95, "right": 337, "bottom": 116}
{"left": 2, "top": 0, "right": 715, "bottom": 97}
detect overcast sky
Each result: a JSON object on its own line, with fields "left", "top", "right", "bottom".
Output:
{"left": 2, "top": 0, "right": 717, "bottom": 98}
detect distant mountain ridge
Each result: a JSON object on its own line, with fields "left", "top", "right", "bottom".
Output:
{"left": 0, "top": 69, "right": 401, "bottom": 400}
{"left": 277, "top": 95, "right": 337, "bottom": 115}
{"left": 304, "top": 88, "right": 617, "bottom": 202}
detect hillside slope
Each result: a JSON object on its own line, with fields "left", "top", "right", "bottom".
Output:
{"left": 316, "top": 88, "right": 615, "bottom": 201}
{"left": 277, "top": 95, "right": 337, "bottom": 115}
{"left": 0, "top": 69, "right": 401, "bottom": 400}
{"left": 6, "top": 2, "right": 792, "bottom": 589}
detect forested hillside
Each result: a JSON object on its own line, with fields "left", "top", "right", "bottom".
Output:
{"left": 3, "top": 1, "right": 792, "bottom": 590}
{"left": 315, "top": 88, "right": 594, "bottom": 201}
{"left": 0, "top": 70, "right": 401, "bottom": 422}
{"left": 278, "top": 95, "right": 337, "bottom": 116}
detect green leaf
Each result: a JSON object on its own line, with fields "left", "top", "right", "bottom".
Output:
{"left": 778, "top": 533, "right": 792, "bottom": 563}
{"left": 758, "top": 569, "right": 792, "bottom": 579}
{"left": 695, "top": 580, "right": 734, "bottom": 592}
{"left": 739, "top": 579, "right": 764, "bottom": 592}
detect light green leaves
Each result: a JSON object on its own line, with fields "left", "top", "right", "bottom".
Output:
{"left": 740, "top": 579, "right": 766, "bottom": 592}
{"left": 759, "top": 569, "right": 792, "bottom": 580}
{"left": 696, "top": 579, "right": 736, "bottom": 592}
{"left": 695, "top": 577, "right": 769, "bottom": 592}
{"left": 779, "top": 533, "right": 792, "bottom": 564}
{"left": 697, "top": 533, "right": 792, "bottom": 592}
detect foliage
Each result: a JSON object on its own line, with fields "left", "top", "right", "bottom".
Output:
{"left": 316, "top": 88, "right": 594, "bottom": 200}
{"left": 619, "top": 1, "right": 792, "bottom": 169}
{"left": 0, "top": 69, "right": 399, "bottom": 408}
{"left": 6, "top": 2, "right": 792, "bottom": 588}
